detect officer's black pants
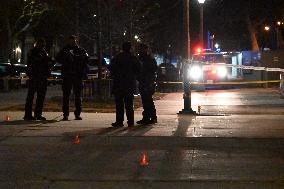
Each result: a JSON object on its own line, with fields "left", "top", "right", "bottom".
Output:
{"left": 62, "top": 75, "right": 83, "bottom": 117}
{"left": 141, "top": 92, "right": 157, "bottom": 120}
{"left": 115, "top": 93, "right": 134, "bottom": 124}
{"left": 24, "top": 79, "right": 47, "bottom": 118}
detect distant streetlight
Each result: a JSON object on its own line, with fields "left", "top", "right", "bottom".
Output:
{"left": 264, "top": 26, "right": 270, "bottom": 31}
{"left": 198, "top": 0, "right": 206, "bottom": 48}
{"left": 277, "top": 21, "right": 281, "bottom": 26}
{"left": 215, "top": 43, "right": 220, "bottom": 49}
{"left": 134, "top": 35, "right": 141, "bottom": 42}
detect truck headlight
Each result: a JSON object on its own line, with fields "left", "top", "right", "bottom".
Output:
{"left": 217, "top": 66, "right": 227, "bottom": 78}
{"left": 189, "top": 66, "right": 202, "bottom": 80}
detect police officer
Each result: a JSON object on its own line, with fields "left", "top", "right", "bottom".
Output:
{"left": 24, "top": 38, "right": 51, "bottom": 121}
{"left": 56, "top": 35, "right": 89, "bottom": 121}
{"left": 109, "top": 42, "right": 140, "bottom": 127}
{"left": 137, "top": 43, "right": 158, "bottom": 125}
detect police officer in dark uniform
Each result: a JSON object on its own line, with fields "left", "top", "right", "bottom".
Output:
{"left": 109, "top": 42, "right": 140, "bottom": 127}
{"left": 56, "top": 35, "right": 89, "bottom": 121}
{"left": 24, "top": 38, "right": 51, "bottom": 121}
{"left": 137, "top": 43, "right": 158, "bottom": 125}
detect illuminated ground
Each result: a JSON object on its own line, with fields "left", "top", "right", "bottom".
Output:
{"left": 0, "top": 88, "right": 283, "bottom": 188}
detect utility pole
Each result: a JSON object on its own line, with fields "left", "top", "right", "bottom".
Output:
{"left": 75, "top": 0, "right": 79, "bottom": 36}
{"left": 184, "top": 0, "right": 190, "bottom": 59}
{"left": 96, "top": 0, "right": 103, "bottom": 96}
{"left": 179, "top": 0, "right": 196, "bottom": 115}
{"left": 97, "top": 0, "right": 103, "bottom": 80}
{"left": 129, "top": 0, "right": 134, "bottom": 45}
{"left": 108, "top": 3, "right": 113, "bottom": 59}
{"left": 199, "top": 2, "right": 204, "bottom": 47}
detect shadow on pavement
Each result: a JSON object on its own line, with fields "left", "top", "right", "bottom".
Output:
{"left": 0, "top": 120, "right": 59, "bottom": 126}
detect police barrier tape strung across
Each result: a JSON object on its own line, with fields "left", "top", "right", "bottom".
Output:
{"left": 1, "top": 64, "right": 284, "bottom": 85}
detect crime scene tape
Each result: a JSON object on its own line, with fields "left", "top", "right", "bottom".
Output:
{"left": 160, "top": 80, "right": 284, "bottom": 85}
{"left": 225, "top": 64, "right": 284, "bottom": 72}
{"left": 0, "top": 64, "right": 283, "bottom": 85}
{"left": 0, "top": 76, "right": 111, "bottom": 82}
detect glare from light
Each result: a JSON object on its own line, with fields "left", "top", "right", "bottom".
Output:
{"left": 198, "top": 0, "right": 206, "bottom": 4}
{"left": 277, "top": 21, "right": 281, "bottom": 26}
{"left": 215, "top": 43, "right": 219, "bottom": 49}
{"left": 211, "top": 69, "right": 217, "bottom": 74}
{"left": 189, "top": 66, "right": 203, "bottom": 80}
{"left": 264, "top": 26, "right": 270, "bottom": 31}
{"left": 217, "top": 66, "right": 227, "bottom": 78}
{"left": 15, "top": 46, "right": 21, "bottom": 53}
{"left": 196, "top": 47, "right": 202, "bottom": 54}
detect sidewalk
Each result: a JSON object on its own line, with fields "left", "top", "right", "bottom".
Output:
{"left": 0, "top": 89, "right": 283, "bottom": 188}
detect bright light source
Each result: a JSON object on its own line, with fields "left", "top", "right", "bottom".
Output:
{"left": 195, "top": 47, "right": 202, "bottom": 54}
{"left": 211, "top": 69, "right": 217, "bottom": 74}
{"left": 15, "top": 46, "right": 21, "bottom": 53}
{"left": 189, "top": 66, "right": 203, "bottom": 80}
{"left": 93, "top": 14, "right": 97, "bottom": 17}
{"left": 198, "top": 0, "right": 206, "bottom": 4}
{"left": 277, "top": 21, "right": 281, "bottom": 26}
{"left": 217, "top": 66, "right": 227, "bottom": 78}
{"left": 215, "top": 43, "right": 220, "bottom": 49}
{"left": 134, "top": 35, "right": 141, "bottom": 42}
{"left": 264, "top": 26, "right": 270, "bottom": 31}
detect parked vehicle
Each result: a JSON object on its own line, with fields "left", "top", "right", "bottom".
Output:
{"left": 13, "top": 64, "right": 28, "bottom": 86}
{"left": 49, "top": 63, "right": 62, "bottom": 85}
{"left": 0, "top": 63, "right": 28, "bottom": 89}
{"left": 157, "top": 63, "right": 179, "bottom": 82}
{"left": 0, "top": 63, "right": 13, "bottom": 77}
{"left": 189, "top": 53, "right": 230, "bottom": 91}
{"left": 87, "top": 57, "right": 109, "bottom": 79}
{"left": 157, "top": 63, "right": 180, "bottom": 92}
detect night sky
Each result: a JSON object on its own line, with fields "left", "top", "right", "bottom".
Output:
{"left": 199, "top": 0, "right": 284, "bottom": 51}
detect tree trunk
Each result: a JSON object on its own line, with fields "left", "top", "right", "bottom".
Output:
{"left": 108, "top": 4, "right": 113, "bottom": 59}
{"left": 75, "top": 0, "right": 80, "bottom": 36}
{"left": 246, "top": 15, "right": 259, "bottom": 51}
{"left": 5, "top": 16, "right": 13, "bottom": 62}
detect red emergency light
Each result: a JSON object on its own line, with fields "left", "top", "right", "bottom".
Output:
{"left": 195, "top": 47, "right": 202, "bottom": 54}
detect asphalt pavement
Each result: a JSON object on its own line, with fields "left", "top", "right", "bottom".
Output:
{"left": 0, "top": 88, "right": 284, "bottom": 188}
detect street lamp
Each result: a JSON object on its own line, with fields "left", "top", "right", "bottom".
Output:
{"left": 264, "top": 26, "right": 270, "bottom": 31}
{"left": 198, "top": 0, "right": 206, "bottom": 48}
{"left": 215, "top": 43, "right": 219, "bottom": 49}
{"left": 179, "top": 0, "right": 196, "bottom": 115}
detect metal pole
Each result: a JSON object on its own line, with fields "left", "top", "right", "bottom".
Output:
{"left": 276, "top": 28, "right": 280, "bottom": 50}
{"left": 200, "top": 3, "right": 204, "bottom": 48}
{"left": 75, "top": 0, "right": 79, "bottom": 36}
{"left": 96, "top": 0, "right": 103, "bottom": 96}
{"left": 129, "top": 0, "right": 134, "bottom": 45}
{"left": 179, "top": 0, "right": 196, "bottom": 115}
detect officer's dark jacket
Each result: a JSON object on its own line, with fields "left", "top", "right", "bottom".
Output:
{"left": 56, "top": 45, "right": 89, "bottom": 78}
{"left": 109, "top": 52, "right": 140, "bottom": 95}
{"left": 27, "top": 47, "right": 51, "bottom": 80}
{"left": 138, "top": 53, "right": 158, "bottom": 92}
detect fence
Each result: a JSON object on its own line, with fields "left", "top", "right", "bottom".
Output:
{"left": 82, "top": 79, "right": 112, "bottom": 101}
